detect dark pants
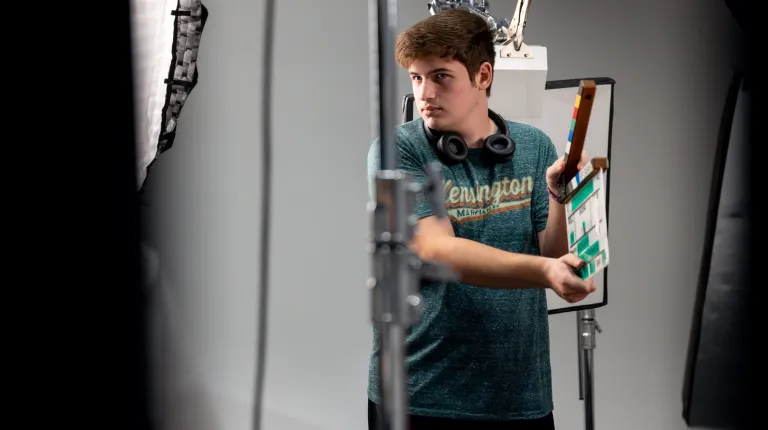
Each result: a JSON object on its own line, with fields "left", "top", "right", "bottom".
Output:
{"left": 368, "top": 399, "right": 555, "bottom": 430}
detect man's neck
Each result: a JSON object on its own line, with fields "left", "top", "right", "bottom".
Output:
{"left": 458, "top": 102, "right": 495, "bottom": 148}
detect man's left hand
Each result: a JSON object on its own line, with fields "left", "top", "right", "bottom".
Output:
{"left": 546, "top": 149, "right": 589, "bottom": 194}
{"left": 570, "top": 276, "right": 598, "bottom": 302}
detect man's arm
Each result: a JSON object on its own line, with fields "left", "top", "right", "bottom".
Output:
{"left": 413, "top": 215, "right": 593, "bottom": 301}
{"left": 413, "top": 216, "right": 549, "bottom": 290}
{"left": 537, "top": 192, "right": 569, "bottom": 258}
{"left": 537, "top": 148, "right": 591, "bottom": 258}
{"left": 533, "top": 133, "right": 580, "bottom": 259}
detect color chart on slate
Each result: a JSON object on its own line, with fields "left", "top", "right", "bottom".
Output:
{"left": 564, "top": 86, "right": 583, "bottom": 161}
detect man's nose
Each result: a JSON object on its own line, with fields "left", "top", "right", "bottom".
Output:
{"left": 418, "top": 80, "right": 436, "bottom": 101}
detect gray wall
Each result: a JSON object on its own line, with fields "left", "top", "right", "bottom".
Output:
{"left": 141, "top": 0, "right": 741, "bottom": 429}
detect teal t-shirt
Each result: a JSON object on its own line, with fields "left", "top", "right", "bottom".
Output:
{"left": 366, "top": 117, "right": 559, "bottom": 421}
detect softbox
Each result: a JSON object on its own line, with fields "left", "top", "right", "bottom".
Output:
{"left": 131, "top": 0, "right": 208, "bottom": 189}
{"left": 681, "top": 68, "right": 751, "bottom": 429}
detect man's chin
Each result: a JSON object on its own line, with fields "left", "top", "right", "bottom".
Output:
{"left": 422, "top": 116, "right": 447, "bottom": 129}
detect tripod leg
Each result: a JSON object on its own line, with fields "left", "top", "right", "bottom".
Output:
{"left": 577, "top": 311, "right": 585, "bottom": 400}
{"left": 583, "top": 348, "right": 594, "bottom": 430}
{"left": 578, "top": 309, "right": 600, "bottom": 430}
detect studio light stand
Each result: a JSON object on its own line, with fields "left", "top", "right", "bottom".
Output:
{"left": 367, "top": 1, "right": 457, "bottom": 430}
{"left": 577, "top": 309, "right": 602, "bottom": 430}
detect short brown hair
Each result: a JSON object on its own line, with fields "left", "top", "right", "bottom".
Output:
{"left": 395, "top": 8, "right": 496, "bottom": 96}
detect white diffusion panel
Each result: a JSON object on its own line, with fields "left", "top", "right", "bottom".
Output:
{"left": 501, "top": 78, "right": 615, "bottom": 313}
{"left": 131, "top": 0, "right": 208, "bottom": 189}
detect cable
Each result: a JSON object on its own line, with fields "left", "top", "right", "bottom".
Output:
{"left": 253, "top": 0, "right": 275, "bottom": 427}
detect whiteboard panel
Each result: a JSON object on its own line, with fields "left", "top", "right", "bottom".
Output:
{"left": 401, "top": 78, "right": 615, "bottom": 314}
{"left": 505, "top": 79, "right": 615, "bottom": 314}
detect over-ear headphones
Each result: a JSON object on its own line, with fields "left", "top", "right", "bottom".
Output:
{"left": 423, "top": 109, "right": 516, "bottom": 165}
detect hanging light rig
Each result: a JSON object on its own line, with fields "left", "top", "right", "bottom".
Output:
{"left": 427, "top": 0, "right": 534, "bottom": 58}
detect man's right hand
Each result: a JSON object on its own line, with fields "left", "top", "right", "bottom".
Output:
{"left": 544, "top": 254, "right": 596, "bottom": 303}
{"left": 410, "top": 216, "right": 455, "bottom": 262}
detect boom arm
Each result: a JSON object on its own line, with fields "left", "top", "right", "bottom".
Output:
{"left": 509, "top": 0, "right": 531, "bottom": 51}
{"left": 427, "top": 0, "right": 532, "bottom": 54}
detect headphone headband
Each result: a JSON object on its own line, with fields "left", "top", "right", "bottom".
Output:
{"left": 488, "top": 109, "right": 509, "bottom": 136}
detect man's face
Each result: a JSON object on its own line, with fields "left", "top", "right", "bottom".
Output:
{"left": 409, "top": 56, "right": 484, "bottom": 131}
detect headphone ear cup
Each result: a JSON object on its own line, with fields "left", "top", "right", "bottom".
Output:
{"left": 436, "top": 133, "right": 469, "bottom": 163}
{"left": 483, "top": 134, "right": 515, "bottom": 161}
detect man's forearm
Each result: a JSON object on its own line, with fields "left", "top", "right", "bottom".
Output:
{"left": 541, "top": 194, "right": 569, "bottom": 258}
{"left": 422, "top": 236, "right": 550, "bottom": 290}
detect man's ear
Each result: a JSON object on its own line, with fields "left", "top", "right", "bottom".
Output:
{"left": 475, "top": 62, "right": 493, "bottom": 92}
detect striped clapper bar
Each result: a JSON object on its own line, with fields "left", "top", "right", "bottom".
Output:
{"left": 563, "top": 158, "right": 610, "bottom": 280}
{"left": 559, "top": 80, "right": 596, "bottom": 189}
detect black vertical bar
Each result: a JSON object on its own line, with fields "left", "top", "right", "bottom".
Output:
{"left": 113, "top": 0, "right": 151, "bottom": 427}
{"left": 376, "top": 0, "right": 399, "bottom": 170}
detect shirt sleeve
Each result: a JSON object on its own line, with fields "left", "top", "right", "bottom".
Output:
{"left": 532, "top": 132, "right": 559, "bottom": 232}
{"left": 367, "top": 136, "right": 434, "bottom": 220}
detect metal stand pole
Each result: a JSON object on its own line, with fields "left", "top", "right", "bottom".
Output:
{"left": 369, "top": 166, "right": 455, "bottom": 430}
{"left": 367, "top": 1, "right": 457, "bottom": 430}
{"left": 577, "top": 309, "right": 602, "bottom": 430}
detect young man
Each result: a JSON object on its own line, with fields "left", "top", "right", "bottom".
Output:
{"left": 366, "top": 8, "right": 595, "bottom": 430}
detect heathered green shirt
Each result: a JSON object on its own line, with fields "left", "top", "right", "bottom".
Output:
{"left": 366, "top": 117, "right": 559, "bottom": 420}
